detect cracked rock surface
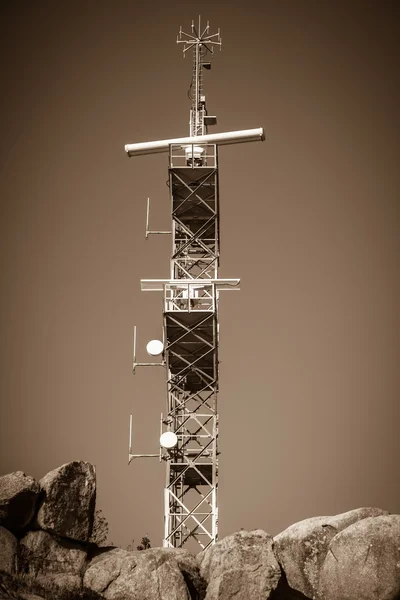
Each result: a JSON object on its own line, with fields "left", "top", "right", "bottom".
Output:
{"left": 318, "top": 514, "right": 400, "bottom": 600}
{"left": 197, "top": 529, "right": 281, "bottom": 600}
{"left": 35, "top": 461, "right": 96, "bottom": 543}
{"left": 84, "top": 547, "right": 192, "bottom": 600}
{"left": 273, "top": 507, "right": 388, "bottom": 598}
{"left": 19, "top": 529, "right": 87, "bottom": 593}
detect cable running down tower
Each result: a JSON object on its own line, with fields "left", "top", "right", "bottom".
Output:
{"left": 126, "top": 17, "right": 264, "bottom": 551}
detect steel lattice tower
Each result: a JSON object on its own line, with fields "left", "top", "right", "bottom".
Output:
{"left": 126, "top": 17, "right": 264, "bottom": 551}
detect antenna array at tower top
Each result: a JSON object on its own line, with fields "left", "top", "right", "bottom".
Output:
{"left": 177, "top": 16, "right": 221, "bottom": 137}
{"left": 177, "top": 16, "right": 221, "bottom": 55}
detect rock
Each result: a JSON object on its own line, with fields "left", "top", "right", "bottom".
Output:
{"left": 84, "top": 546, "right": 191, "bottom": 600}
{"left": 19, "top": 529, "right": 87, "bottom": 593}
{"left": 155, "top": 548, "right": 207, "bottom": 599}
{"left": 0, "top": 571, "right": 17, "bottom": 600}
{"left": 273, "top": 507, "right": 388, "bottom": 598}
{"left": 36, "top": 461, "right": 96, "bottom": 542}
{"left": 269, "top": 571, "right": 313, "bottom": 599}
{"left": 197, "top": 529, "right": 281, "bottom": 600}
{"left": 0, "top": 569, "right": 104, "bottom": 600}
{"left": 318, "top": 514, "right": 400, "bottom": 600}
{"left": 0, "top": 526, "right": 18, "bottom": 574}
{"left": 0, "top": 471, "right": 40, "bottom": 533}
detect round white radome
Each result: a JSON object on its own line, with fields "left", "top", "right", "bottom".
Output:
{"left": 160, "top": 431, "right": 178, "bottom": 449}
{"left": 185, "top": 145, "right": 204, "bottom": 158}
{"left": 146, "top": 339, "right": 164, "bottom": 356}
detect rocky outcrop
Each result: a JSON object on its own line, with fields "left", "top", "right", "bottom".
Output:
{"left": 0, "top": 526, "right": 18, "bottom": 573}
{"left": 84, "top": 547, "right": 192, "bottom": 600}
{"left": 1, "top": 461, "right": 399, "bottom": 600}
{"left": 0, "top": 472, "right": 40, "bottom": 533}
{"left": 197, "top": 529, "right": 281, "bottom": 600}
{"left": 36, "top": 461, "right": 96, "bottom": 543}
{"left": 19, "top": 529, "right": 87, "bottom": 592}
{"left": 318, "top": 514, "right": 400, "bottom": 600}
{"left": 273, "top": 507, "right": 388, "bottom": 599}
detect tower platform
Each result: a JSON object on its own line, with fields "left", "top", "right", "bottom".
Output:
{"left": 169, "top": 462, "right": 214, "bottom": 487}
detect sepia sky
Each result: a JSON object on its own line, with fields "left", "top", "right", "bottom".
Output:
{"left": 0, "top": 1, "right": 399, "bottom": 550}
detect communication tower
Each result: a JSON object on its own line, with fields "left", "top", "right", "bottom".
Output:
{"left": 126, "top": 17, "right": 264, "bottom": 551}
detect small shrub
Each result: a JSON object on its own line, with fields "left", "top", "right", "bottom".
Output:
{"left": 126, "top": 536, "right": 151, "bottom": 551}
{"left": 136, "top": 536, "right": 151, "bottom": 551}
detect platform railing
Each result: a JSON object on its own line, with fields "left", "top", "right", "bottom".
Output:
{"left": 164, "top": 282, "right": 215, "bottom": 312}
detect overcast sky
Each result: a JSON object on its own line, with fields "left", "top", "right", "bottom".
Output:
{"left": 0, "top": 1, "right": 399, "bottom": 550}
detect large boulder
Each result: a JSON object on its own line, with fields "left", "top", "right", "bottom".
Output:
{"left": 160, "top": 548, "right": 207, "bottom": 599}
{"left": 197, "top": 529, "right": 281, "bottom": 600}
{"left": 0, "top": 526, "right": 18, "bottom": 573}
{"left": 36, "top": 461, "right": 96, "bottom": 542}
{"left": 19, "top": 529, "right": 87, "bottom": 593}
{"left": 318, "top": 514, "right": 400, "bottom": 600}
{"left": 84, "top": 547, "right": 191, "bottom": 600}
{"left": 273, "top": 507, "right": 388, "bottom": 598}
{"left": 0, "top": 471, "right": 40, "bottom": 533}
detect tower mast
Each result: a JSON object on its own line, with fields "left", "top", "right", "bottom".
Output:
{"left": 126, "top": 17, "right": 264, "bottom": 551}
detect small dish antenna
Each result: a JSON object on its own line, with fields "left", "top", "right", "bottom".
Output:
{"left": 146, "top": 339, "right": 164, "bottom": 356}
{"left": 160, "top": 431, "right": 178, "bottom": 449}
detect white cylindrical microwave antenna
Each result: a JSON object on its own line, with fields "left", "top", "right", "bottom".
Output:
{"left": 146, "top": 340, "right": 164, "bottom": 356}
{"left": 125, "top": 128, "right": 265, "bottom": 157}
{"left": 160, "top": 431, "right": 178, "bottom": 449}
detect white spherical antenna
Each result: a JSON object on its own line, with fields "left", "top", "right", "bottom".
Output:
{"left": 160, "top": 431, "right": 178, "bottom": 449}
{"left": 146, "top": 339, "right": 164, "bottom": 357}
